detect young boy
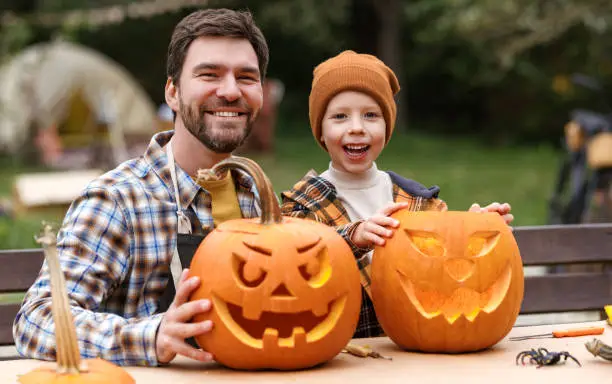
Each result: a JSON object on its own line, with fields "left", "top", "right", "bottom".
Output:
{"left": 280, "top": 50, "right": 513, "bottom": 339}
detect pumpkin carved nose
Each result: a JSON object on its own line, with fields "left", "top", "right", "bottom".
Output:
{"left": 444, "top": 258, "right": 475, "bottom": 282}
{"left": 271, "top": 283, "right": 294, "bottom": 297}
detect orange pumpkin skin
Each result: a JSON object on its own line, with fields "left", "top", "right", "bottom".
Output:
{"left": 189, "top": 216, "right": 362, "bottom": 370}
{"left": 18, "top": 358, "right": 135, "bottom": 384}
{"left": 371, "top": 211, "right": 524, "bottom": 353}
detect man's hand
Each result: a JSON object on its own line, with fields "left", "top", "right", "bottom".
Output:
{"left": 156, "top": 269, "right": 214, "bottom": 364}
{"left": 351, "top": 202, "right": 409, "bottom": 248}
{"left": 469, "top": 202, "right": 514, "bottom": 225}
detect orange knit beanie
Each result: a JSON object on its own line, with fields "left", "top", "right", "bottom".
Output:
{"left": 309, "top": 50, "right": 400, "bottom": 151}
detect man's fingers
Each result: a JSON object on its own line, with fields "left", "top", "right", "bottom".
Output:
{"left": 171, "top": 299, "right": 212, "bottom": 323}
{"left": 174, "top": 275, "right": 201, "bottom": 307}
{"left": 179, "top": 268, "right": 191, "bottom": 283}
{"left": 166, "top": 338, "right": 214, "bottom": 362}
{"left": 166, "top": 319, "right": 214, "bottom": 339}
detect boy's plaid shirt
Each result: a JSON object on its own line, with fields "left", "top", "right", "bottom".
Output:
{"left": 280, "top": 170, "right": 446, "bottom": 338}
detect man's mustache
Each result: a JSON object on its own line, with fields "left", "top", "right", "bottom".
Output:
{"left": 199, "top": 99, "right": 252, "bottom": 114}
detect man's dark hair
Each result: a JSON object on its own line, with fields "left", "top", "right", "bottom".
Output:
{"left": 166, "top": 8, "right": 269, "bottom": 85}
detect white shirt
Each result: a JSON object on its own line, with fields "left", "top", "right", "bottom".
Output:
{"left": 320, "top": 162, "right": 394, "bottom": 261}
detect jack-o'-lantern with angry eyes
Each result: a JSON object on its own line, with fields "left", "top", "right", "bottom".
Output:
{"left": 188, "top": 157, "right": 362, "bottom": 370}
{"left": 371, "top": 210, "right": 524, "bottom": 353}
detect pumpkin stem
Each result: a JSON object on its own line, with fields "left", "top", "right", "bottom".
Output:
{"left": 35, "top": 222, "right": 88, "bottom": 374}
{"left": 196, "top": 156, "right": 282, "bottom": 225}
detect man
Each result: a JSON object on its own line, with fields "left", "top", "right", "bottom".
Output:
{"left": 13, "top": 8, "right": 269, "bottom": 367}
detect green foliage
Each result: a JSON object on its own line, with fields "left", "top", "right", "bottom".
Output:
{"left": 250, "top": 0, "right": 350, "bottom": 52}
{"left": 412, "top": 0, "right": 612, "bottom": 69}
{"left": 0, "top": 16, "right": 34, "bottom": 62}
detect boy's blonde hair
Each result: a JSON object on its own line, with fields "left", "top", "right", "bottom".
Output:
{"left": 308, "top": 50, "right": 400, "bottom": 151}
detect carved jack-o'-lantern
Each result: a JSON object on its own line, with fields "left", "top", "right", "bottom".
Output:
{"left": 189, "top": 157, "right": 362, "bottom": 370}
{"left": 371, "top": 210, "right": 524, "bottom": 353}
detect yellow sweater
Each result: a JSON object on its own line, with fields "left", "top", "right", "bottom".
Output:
{"left": 197, "top": 170, "right": 242, "bottom": 226}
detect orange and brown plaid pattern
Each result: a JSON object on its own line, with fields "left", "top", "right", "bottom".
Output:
{"left": 280, "top": 169, "right": 446, "bottom": 338}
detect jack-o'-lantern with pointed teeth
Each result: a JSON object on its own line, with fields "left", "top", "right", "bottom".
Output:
{"left": 188, "top": 157, "right": 362, "bottom": 370}
{"left": 371, "top": 210, "right": 524, "bottom": 353}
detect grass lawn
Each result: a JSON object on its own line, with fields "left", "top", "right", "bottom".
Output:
{"left": 0, "top": 129, "right": 563, "bottom": 251}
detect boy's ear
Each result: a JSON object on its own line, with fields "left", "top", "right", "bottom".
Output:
{"left": 165, "top": 77, "right": 180, "bottom": 113}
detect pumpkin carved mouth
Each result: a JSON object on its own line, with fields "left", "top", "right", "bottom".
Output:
{"left": 212, "top": 294, "right": 347, "bottom": 349}
{"left": 397, "top": 263, "right": 512, "bottom": 323}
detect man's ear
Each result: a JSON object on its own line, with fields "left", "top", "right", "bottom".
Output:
{"left": 165, "top": 77, "right": 179, "bottom": 113}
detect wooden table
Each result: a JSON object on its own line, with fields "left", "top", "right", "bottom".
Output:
{"left": 2, "top": 321, "right": 611, "bottom": 383}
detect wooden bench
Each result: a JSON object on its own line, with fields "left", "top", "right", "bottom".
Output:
{"left": 1, "top": 223, "right": 611, "bottom": 360}
{"left": 0, "top": 249, "right": 44, "bottom": 360}
{"left": 514, "top": 222, "right": 612, "bottom": 316}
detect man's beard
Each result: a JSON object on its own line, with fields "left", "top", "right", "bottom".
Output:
{"left": 178, "top": 97, "right": 255, "bottom": 153}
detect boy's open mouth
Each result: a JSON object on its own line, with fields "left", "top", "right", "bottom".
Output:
{"left": 343, "top": 144, "right": 370, "bottom": 158}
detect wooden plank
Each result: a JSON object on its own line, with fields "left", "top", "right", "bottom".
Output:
{"left": 521, "top": 272, "right": 612, "bottom": 314}
{"left": 13, "top": 169, "right": 102, "bottom": 209}
{"left": 513, "top": 223, "right": 612, "bottom": 265}
{"left": 0, "top": 250, "right": 43, "bottom": 293}
{"left": 0, "top": 304, "right": 20, "bottom": 346}
{"left": 2, "top": 321, "right": 611, "bottom": 382}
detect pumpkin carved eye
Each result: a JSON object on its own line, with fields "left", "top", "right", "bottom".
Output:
{"left": 467, "top": 231, "right": 500, "bottom": 258}
{"left": 297, "top": 242, "right": 331, "bottom": 288}
{"left": 233, "top": 241, "right": 271, "bottom": 288}
{"left": 405, "top": 230, "right": 445, "bottom": 257}
{"left": 234, "top": 254, "right": 267, "bottom": 288}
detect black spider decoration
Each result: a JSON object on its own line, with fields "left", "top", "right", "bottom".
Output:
{"left": 516, "top": 348, "right": 581, "bottom": 368}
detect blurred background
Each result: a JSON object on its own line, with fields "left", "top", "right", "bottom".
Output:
{"left": 1, "top": 0, "right": 612, "bottom": 250}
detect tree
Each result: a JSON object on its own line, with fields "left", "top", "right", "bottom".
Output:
{"left": 415, "top": 0, "right": 612, "bottom": 69}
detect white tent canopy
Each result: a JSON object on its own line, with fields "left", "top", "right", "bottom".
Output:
{"left": 0, "top": 39, "right": 158, "bottom": 162}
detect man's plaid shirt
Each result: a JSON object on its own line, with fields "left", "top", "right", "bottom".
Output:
{"left": 280, "top": 169, "right": 446, "bottom": 338}
{"left": 13, "top": 131, "right": 260, "bottom": 366}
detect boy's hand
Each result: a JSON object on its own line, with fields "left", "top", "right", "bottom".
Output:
{"left": 469, "top": 202, "right": 514, "bottom": 225}
{"left": 351, "top": 202, "right": 409, "bottom": 248}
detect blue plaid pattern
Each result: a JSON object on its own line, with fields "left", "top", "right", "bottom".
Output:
{"left": 13, "top": 131, "right": 260, "bottom": 366}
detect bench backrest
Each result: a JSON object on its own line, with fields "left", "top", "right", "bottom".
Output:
{"left": 513, "top": 223, "right": 612, "bottom": 315}
{"left": 0, "top": 249, "right": 44, "bottom": 346}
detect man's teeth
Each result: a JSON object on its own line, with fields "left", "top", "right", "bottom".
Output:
{"left": 213, "top": 111, "right": 241, "bottom": 117}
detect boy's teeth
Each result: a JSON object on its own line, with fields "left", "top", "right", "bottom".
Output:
{"left": 344, "top": 144, "right": 369, "bottom": 153}
{"left": 213, "top": 111, "right": 240, "bottom": 117}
